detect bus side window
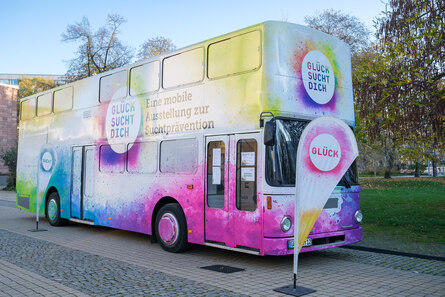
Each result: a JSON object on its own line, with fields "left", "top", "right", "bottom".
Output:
{"left": 236, "top": 139, "right": 257, "bottom": 211}
{"left": 54, "top": 87, "right": 73, "bottom": 113}
{"left": 207, "top": 141, "right": 225, "bottom": 209}
{"left": 130, "top": 61, "right": 160, "bottom": 96}
{"left": 37, "top": 93, "right": 52, "bottom": 116}
{"left": 160, "top": 138, "right": 198, "bottom": 174}
{"left": 21, "top": 98, "right": 36, "bottom": 120}
{"left": 100, "top": 70, "right": 127, "bottom": 102}
{"left": 99, "top": 144, "right": 126, "bottom": 173}
{"left": 127, "top": 141, "right": 157, "bottom": 174}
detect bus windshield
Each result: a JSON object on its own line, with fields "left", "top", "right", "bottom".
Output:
{"left": 265, "top": 119, "right": 358, "bottom": 187}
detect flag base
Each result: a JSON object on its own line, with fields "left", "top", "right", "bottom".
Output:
{"left": 273, "top": 285, "right": 316, "bottom": 296}
{"left": 28, "top": 221, "right": 47, "bottom": 232}
{"left": 28, "top": 229, "right": 48, "bottom": 232}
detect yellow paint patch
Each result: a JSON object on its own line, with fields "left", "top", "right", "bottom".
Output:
{"left": 188, "top": 230, "right": 193, "bottom": 233}
{"left": 298, "top": 209, "right": 322, "bottom": 252}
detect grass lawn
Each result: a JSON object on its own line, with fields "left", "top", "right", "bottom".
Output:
{"left": 359, "top": 177, "right": 445, "bottom": 248}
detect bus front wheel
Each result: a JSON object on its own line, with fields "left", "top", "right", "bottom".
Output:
{"left": 155, "top": 203, "right": 188, "bottom": 253}
{"left": 46, "top": 192, "right": 64, "bottom": 226}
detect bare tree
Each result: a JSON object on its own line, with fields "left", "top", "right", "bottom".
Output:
{"left": 62, "top": 14, "right": 133, "bottom": 81}
{"left": 304, "top": 9, "right": 371, "bottom": 55}
{"left": 137, "top": 36, "right": 176, "bottom": 61}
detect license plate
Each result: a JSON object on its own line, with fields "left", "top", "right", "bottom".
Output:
{"left": 287, "top": 238, "right": 312, "bottom": 249}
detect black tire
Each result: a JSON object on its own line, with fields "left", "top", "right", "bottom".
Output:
{"left": 155, "top": 203, "right": 188, "bottom": 253}
{"left": 46, "top": 192, "right": 65, "bottom": 226}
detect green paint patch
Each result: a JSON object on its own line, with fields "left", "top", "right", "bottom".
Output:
{"left": 16, "top": 175, "right": 47, "bottom": 214}
{"left": 263, "top": 96, "right": 283, "bottom": 113}
{"left": 16, "top": 177, "right": 38, "bottom": 212}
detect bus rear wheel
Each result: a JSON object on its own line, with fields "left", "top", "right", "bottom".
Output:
{"left": 46, "top": 192, "right": 64, "bottom": 226}
{"left": 155, "top": 203, "right": 188, "bottom": 253}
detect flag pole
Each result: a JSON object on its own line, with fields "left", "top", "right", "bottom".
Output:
{"left": 28, "top": 158, "right": 47, "bottom": 232}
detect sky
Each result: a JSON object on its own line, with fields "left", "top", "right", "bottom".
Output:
{"left": 0, "top": 0, "right": 387, "bottom": 75}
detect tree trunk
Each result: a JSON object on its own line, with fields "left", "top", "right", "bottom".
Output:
{"left": 384, "top": 147, "right": 394, "bottom": 179}
{"left": 414, "top": 161, "right": 420, "bottom": 177}
{"left": 432, "top": 160, "right": 438, "bottom": 177}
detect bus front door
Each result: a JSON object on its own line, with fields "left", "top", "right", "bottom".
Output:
{"left": 71, "top": 146, "right": 95, "bottom": 221}
{"left": 205, "top": 133, "right": 261, "bottom": 252}
{"left": 205, "top": 136, "right": 230, "bottom": 244}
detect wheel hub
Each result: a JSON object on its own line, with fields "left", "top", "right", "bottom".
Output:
{"left": 48, "top": 199, "right": 57, "bottom": 221}
{"left": 158, "top": 213, "right": 179, "bottom": 245}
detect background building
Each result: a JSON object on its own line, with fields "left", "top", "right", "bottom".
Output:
{"left": 0, "top": 74, "right": 67, "bottom": 188}
{"left": 0, "top": 73, "right": 67, "bottom": 87}
{"left": 0, "top": 83, "right": 18, "bottom": 186}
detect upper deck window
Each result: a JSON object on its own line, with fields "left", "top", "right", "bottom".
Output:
{"left": 100, "top": 70, "right": 127, "bottom": 102}
{"left": 130, "top": 61, "right": 160, "bottom": 96}
{"left": 21, "top": 98, "right": 36, "bottom": 120}
{"left": 208, "top": 31, "right": 261, "bottom": 79}
{"left": 37, "top": 93, "right": 52, "bottom": 116}
{"left": 54, "top": 87, "right": 73, "bottom": 113}
{"left": 162, "top": 48, "right": 204, "bottom": 89}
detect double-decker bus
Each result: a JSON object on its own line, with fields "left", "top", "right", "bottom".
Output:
{"left": 16, "top": 21, "right": 362, "bottom": 255}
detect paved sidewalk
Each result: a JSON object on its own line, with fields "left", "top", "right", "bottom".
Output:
{"left": 1, "top": 190, "right": 444, "bottom": 296}
{"left": 0, "top": 229, "right": 244, "bottom": 297}
{"left": 0, "top": 259, "right": 89, "bottom": 297}
{"left": 0, "top": 190, "right": 15, "bottom": 201}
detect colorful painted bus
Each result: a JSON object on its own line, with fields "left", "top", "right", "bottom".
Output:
{"left": 16, "top": 21, "right": 362, "bottom": 255}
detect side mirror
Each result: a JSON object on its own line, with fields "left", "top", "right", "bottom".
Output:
{"left": 264, "top": 120, "right": 276, "bottom": 146}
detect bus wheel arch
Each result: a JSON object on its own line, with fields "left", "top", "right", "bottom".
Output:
{"left": 152, "top": 197, "right": 188, "bottom": 253}
{"left": 44, "top": 187, "right": 58, "bottom": 219}
{"left": 45, "top": 187, "right": 65, "bottom": 226}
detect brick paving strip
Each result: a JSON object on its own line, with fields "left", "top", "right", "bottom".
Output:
{"left": 0, "top": 229, "right": 246, "bottom": 297}
{"left": 342, "top": 245, "right": 445, "bottom": 262}
{"left": 317, "top": 248, "right": 445, "bottom": 277}
{"left": 0, "top": 258, "right": 89, "bottom": 297}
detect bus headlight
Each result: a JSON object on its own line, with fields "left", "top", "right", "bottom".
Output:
{"left": 355, "top": 210, "right": 363, "bottom": 224}
{"left": 281, "top": 216, "right": 292, "bottom": 232}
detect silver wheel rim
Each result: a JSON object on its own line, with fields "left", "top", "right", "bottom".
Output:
{"left": 48, "top": 199, "right": 57, "bottom": 221}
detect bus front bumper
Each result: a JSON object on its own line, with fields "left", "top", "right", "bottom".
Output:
{"left": 262, "top": 227, "right": 362, "bottom": 256}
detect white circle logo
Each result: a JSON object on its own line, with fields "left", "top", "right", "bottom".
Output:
{"left": 309, "top": 134, "right": 341, "bottom": 171}
{"left": 41, "top": 151, "right": 53, "bottom": 172}
{"left": 105, "top": 91, "right": 141, "bottom": 153}
{"left": 301, "top": 50, "right": 335, "bottom": 104}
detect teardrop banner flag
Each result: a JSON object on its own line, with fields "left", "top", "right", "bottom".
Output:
{"left": 294, "top": 116, "right": 358, "bottom": 275}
